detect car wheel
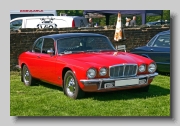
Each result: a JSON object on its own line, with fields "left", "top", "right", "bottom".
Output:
{"left": 22, "top": 65, "right": 35, "bottom": 86}
{"left": 64, "top": 70, "right": 85, "bottom": 99}
{"left": 49, "top": 25, "right": 53, "bottom": 28}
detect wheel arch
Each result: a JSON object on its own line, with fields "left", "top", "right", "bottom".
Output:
{"left": 20, "top": 63, "right": 26, "bottom": 82}
{"left": 62, "top": 67, "right": 72, "bottom": 83}
{"left": 141, "top": 54, "right": 151, "bottom": 59}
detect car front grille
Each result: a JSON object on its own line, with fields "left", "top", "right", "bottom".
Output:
{"left": 109, "top": 64, "right": 138, "bottom": 78}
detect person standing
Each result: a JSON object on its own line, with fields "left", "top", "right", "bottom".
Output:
{"left": 125, "top": 17, "right": 131, "bottom": 26}
{"left": 130, "top": 16, "right": 136, "bottom": 26}
{"left": 88, "top": 18, "right": 94, "bottom": 27}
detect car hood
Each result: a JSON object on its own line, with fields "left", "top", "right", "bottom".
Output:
{"left": 59, "top": 51, "right": 152, "bottom": 67}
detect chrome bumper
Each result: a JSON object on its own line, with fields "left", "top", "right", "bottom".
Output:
{"left": 80, "top": 72, "right": 158, "bottom": 90}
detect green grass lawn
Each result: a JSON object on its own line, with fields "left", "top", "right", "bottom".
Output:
{"left": 10, "top": 71, "right": 170, "bottom": 116}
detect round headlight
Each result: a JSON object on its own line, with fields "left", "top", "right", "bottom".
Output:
{"left": 139, "top": 64, "right": 146, "bottom": 72}
{"left": 148, "top": 63, "right": 156, "bottom": 73}
{"left": 99, "top": 68, "right": 107, "bottom": 76}
{"left": 87, "top": 68, "right": 97, "bottom": 79}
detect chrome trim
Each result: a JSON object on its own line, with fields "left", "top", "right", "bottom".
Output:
{"left": 80, "top": 72, "right": 158, "bottom": 90}
{"left": 109, "top": 64, "right": 138, "bottom": 78}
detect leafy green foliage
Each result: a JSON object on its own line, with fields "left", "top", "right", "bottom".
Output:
{"left": 56, "top": 10, "right": 170, "bottom": 26}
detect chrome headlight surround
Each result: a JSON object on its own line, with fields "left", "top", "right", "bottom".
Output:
{"left": 148, "top": 63, "right": 157, "bottom": 73}
{"left": 99, "top": 67, "right": 107, "bottom": 76}
{"left": 87, "top": 68, "right": 97, "bottom": 79}
{"left": 139, "top": 64, "right": 146, "bottom": 72}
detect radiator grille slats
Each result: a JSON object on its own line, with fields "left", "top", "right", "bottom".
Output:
{"left": 110, "top": 64, "right": 137, "bottom": 78}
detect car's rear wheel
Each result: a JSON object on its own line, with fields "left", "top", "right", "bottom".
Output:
{"left": 64, "top": 70, "right": 85, "bottom": 99}
{"left": 22, "top": 65, "right": 35, "bottom": 86}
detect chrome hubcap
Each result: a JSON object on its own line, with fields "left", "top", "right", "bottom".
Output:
{"left": 23, "top": 67, "right": 30, "bottom": 85}
{"left": 66, "top": 76, "right": 76, "bottom": 97}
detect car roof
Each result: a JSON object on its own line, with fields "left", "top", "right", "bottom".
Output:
{"left": 157, "top": 30, "right": 170, "bottom": 35}
{"left": 41, "top": 33, "right": 107, "bottom": 40}
{"left": 10, "top": 16, "right": 86, "bottom": 22}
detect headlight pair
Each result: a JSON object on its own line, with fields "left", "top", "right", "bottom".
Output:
{"left": 138, "top": 63, "right": 156, "bottom": 73}
{"left": 87, "top": 67, "right": 107, "bottom": 79}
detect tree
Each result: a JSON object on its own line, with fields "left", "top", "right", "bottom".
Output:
{"left": 56, "top": 10, "right": 84, "bottom": 16}
{"left": 146, "top": 10, "right": 170, "bottom": 22}
{"left": 56, "top": 10, "right": 170, "bottom": 25}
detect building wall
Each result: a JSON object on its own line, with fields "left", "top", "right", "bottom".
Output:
{"left": 10, "top": 26, "right": 170, "bottom": 71}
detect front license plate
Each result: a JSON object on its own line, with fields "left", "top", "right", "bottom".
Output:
{"left": 115, "top": 79, "right": 139, "bottom": 86}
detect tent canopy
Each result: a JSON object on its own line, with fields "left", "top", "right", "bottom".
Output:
{"left": 83, "top": 10, "right": 163, "bottom": 25}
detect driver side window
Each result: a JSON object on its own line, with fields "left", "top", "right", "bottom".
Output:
{"left": 32, "top": 38, "right": 44, "bottom": 53}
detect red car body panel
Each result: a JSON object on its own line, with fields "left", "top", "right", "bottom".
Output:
{"left": 18, "top": 33, "right": 158, "bottom": 95}
{"left": 19, "top": 51, "right": 156, "bottom": 90}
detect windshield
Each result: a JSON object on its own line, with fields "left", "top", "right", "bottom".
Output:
{"left": 57, "top": 36, "right": 116, "bottom": 54}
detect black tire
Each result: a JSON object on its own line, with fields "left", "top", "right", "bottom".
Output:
{"left": 37, "top": 24, "right": 42, "bottom": 29}
{"left": 49, "top": 25, "right": 53, "bottom": 28}
{"left": 22, "top": 65, "right": 35, "bottom": 86}
{"left": 64, "top": 70, "right": 85, "bottom": 99}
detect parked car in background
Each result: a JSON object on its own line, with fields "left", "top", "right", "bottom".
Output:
{"left": 130, "top": 30, "right": 170, "bottom": 73}
{"left": 18, "top": 33, "right": 158, "bottom": 99}
{"left": 10, "top": 16, "right": 88, "bottom": 30}
{"left": 146, "top": 20, "right": 170, "bottom": 26}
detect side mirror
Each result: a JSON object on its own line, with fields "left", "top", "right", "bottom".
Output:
{"left": 47, "top": 49, "right": 54, "bottom": 55}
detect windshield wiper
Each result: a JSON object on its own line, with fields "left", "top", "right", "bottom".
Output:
{"left": 85, "top": 50, "right": 100, "bottom": 52}
{"left": 99, "top": 49, "right": 117, "bottom": 52}
{"left": 85, "top": 49, "right": 116, "bottom": 52}
{"left": 60, "top": 50, "right": 84, "bottom": 54}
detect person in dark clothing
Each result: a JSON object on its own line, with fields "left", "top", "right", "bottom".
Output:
{"left": 130, "top": 16, "right": 136, "bottom": 26}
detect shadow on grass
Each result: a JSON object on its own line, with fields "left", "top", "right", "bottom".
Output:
{"left": 34, "top": 80, "right": 63, "bottom": 92}
{"left": 34, "top": 80, "right": 170, "bottom": 101}
{"left": 84, "top": 84, "right": 170, "bottom": 101}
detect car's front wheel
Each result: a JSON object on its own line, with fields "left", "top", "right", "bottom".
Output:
{"left": 22, "top": 65, "right": 35, "bottom": 86}
{"left": 64, "top": 70, "right": 85, "bottom": 99}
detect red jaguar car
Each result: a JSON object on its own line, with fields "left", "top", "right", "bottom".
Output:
{"left": 18, "top": 33, "right": 158, "bottom": 99}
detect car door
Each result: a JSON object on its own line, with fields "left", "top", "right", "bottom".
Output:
{"left": 39, "top": 38, "right": 57, "bottom": 83}
{"left": 147, "top": 34, "right": 170, "bottom": 65}
{"left": 29, "top": 37, "right": 44, "bottom": 78}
